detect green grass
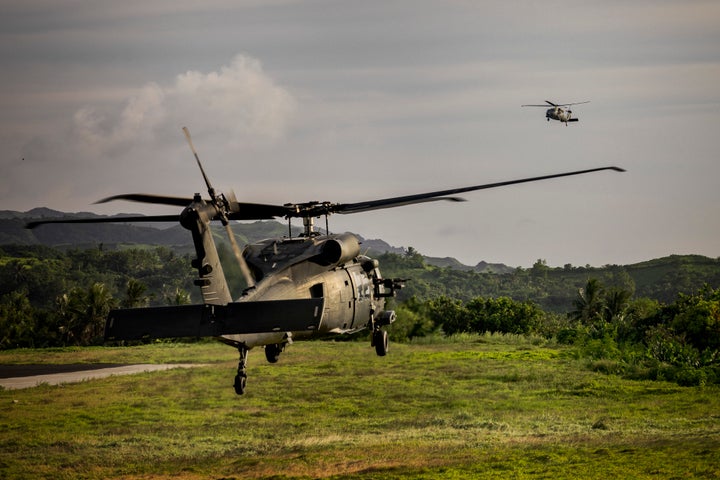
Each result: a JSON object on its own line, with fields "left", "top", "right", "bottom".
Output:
{"left": 1, "top": 336, "right": 718, "bottom": 479}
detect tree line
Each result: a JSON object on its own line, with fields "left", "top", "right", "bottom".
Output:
{"left": 0, "top": 245, "right": 197, "bottom": 348}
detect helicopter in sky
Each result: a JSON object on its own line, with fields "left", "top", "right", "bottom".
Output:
{"left": 522, "top": 100, "right": 590, "bottom": 125}
{"left": 27, "top": 127, "right": 624, "bottom": 395}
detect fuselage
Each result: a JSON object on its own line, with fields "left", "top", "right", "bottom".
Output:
{"left": 546, "top": 107, "right": 571, "bottom": 122}
{"left": 219, "top": 233, "right": 386, "bottom": 348}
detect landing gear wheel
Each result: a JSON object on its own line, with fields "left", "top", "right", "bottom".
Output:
{"left": 233, "top": 373, "right": 247, "bottom": 395}
{"left": 373, "top": 330, "right": 388, "bottom": 357}
{"left": 265, "top": 343, "right": 282, "bottom": 363}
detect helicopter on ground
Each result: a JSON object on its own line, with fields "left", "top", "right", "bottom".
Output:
{"left": 522, "top": 100, "right": 590, "bottom": 125}
{"left": 27, "top": 127, "right": 624, "bottom": 395}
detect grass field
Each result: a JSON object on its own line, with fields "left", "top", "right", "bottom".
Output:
{"left": 1, "top": 336, "right": 718, "bottom": 479}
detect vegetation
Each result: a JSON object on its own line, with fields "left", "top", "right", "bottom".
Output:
{"left": 0, "top": 245, "right": 196, "bottom": 348}
{"left": 1, "top": 339, "right": 718, "bottom": 479}
{"left": 388, "top": 281, "right": 720, "bottom": 387}
{"left": 377, "top": 250, "right": 720, "bottom": 386}
{"left": 1, "top": 245, "right": 719, "bottom": 386}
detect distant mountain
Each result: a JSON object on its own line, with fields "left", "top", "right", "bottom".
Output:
{"left": 1, "top": 209, "right": 186, "bottom": 248}
{"left": 1, "top": 209, "right": 290, "bottom": 251}
{"left": 417, "top": 257, "right": 515, "bottom": 274}
{"left": 0, "top": 208, "right": 511, "bottom": 271}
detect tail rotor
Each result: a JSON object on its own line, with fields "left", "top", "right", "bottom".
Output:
{"left": 182, "top": 127, "right": 255, "bottom": 288}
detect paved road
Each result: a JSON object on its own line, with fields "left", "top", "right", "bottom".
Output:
{"left": 0, "top": 364, "right": 202, "bottom": 390}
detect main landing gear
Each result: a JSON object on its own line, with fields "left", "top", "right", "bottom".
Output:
{"left": 370, "top": 310, "right": 395, "bottom": 357}
{"left": 233, "top": 343, "right": 287, "bottom": 395}
{"left": 234, "top": 346, "right": 248, "bottom": 395}
{"left": 372, "top": 329, "right": 388, "bottom": 356}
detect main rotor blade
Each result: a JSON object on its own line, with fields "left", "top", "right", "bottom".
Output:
{"left": 227, "top": 203, "right": 293, "bottom": 220}
{"left": 331, "top": 166, "right": 625, "bottom": 215}
{"left": 331, "top": 196, "right": 467, "bottom": 215}
{"left": 96, "top": 194, "right": 194, "bottom": 207}
{"left": 28, "top": 166, "right": 623, "bottom": 228}
{"left": 538, "top": 100, "right": 589, "bottom": 107}
{"left": 96, "top": 194, "right": 289, "bottom": 220}
{"left": 26, "top": 215, "right": 179, "bottom": 229}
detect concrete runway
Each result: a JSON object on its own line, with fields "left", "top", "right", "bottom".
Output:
{"left": 0, "top": 364, "right": 201, "bottom": 390}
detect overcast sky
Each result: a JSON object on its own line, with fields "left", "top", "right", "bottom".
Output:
{"left": 2, "top": 1, "right": 719, "bottom": 267}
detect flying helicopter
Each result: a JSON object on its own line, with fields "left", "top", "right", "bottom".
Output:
{"left": 27, "top": 127, "right": 624, "bottom": 395}
{"left": 522, "top": 100, "right": 590, "bottom": 125}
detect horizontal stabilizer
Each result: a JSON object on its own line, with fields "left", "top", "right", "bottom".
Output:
{"left": 105, "top": 298, "right": 325, "bottom": 341}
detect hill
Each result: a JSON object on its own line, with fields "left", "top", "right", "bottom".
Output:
{"left": 376, "top": 250, "right": 720, "bottom": 311}
{"left": 2, "top": 209, "right": 298, "bottom": 253}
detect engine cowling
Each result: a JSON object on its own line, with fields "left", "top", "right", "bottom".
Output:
{"left": 318, "top": 233, "right": 360, "bottom": 266}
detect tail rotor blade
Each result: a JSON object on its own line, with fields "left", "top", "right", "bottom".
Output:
{"left": 183, "top": 126, "right": 215, "bottom": 197}
{"left": 224, "top": 223, "right": 255, "bottom": 288}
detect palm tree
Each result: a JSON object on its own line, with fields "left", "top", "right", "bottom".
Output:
{"left": 57, "top": 283, "right": 115, "bottom": 345}
{"left": 164, "top": 286, "right": 191, "bottom": 306}
{"left": 603, "top": 287, "right": 632, "bottom": 323}
{"left": 83, "top": 282, "right": 115, "bottom": 343}
{"left": 570, "top": 278, "right": 605, "bottom": 325}
{"left": 123, "top": 279, "right": 150, "bottom": 308}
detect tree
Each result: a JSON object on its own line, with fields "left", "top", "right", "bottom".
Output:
{"left": 667, "top": 286, "right": 720, "bottom": 352}
{"left": 427, "top": 296, "right": 467, "bottom": 335}
{"left": 403, "top": 247, "right": 426, "bottom": 269}
{"left": 389, "top": 297, "right": 436, "bottom": 341}
{"left": 531, "top": 259, "right": 549, "bottom": 279}
{"left": 570, "top": 278, "right": 605, "bottom": 326}
{"left": 603, "top": 287, "right": 632, "bottom": 323}
{"left": 164, "top": 286, "right": 191, "bottom": 306}
{"left": 0, "top": 291, "right": 36, "bottom": 348}
{"left": 57, "top": 283, "right": 116, "bottom": 345}
{"left": 122, "top": 278, "right": 150, "bottom": 308}
{"left": 466, "top": 296, "right": 541, "bottom": 335}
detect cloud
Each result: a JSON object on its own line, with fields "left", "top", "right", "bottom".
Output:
{"left": 4, "top": 54, "right": 297, "bottom": 212}
{"left": 71, "top": 54, "right": 296, "bottom": 156}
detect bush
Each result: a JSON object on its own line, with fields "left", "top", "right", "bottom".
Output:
{"left": 425, "top": 295, "right": 542, "bottom": 337}
{"left": 389, "top": 299, "right": 436, "bottom": 342}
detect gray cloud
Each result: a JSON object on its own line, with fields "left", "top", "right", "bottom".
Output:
{"left": 70, "top": 55, "right": 296, "bottom": 154}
